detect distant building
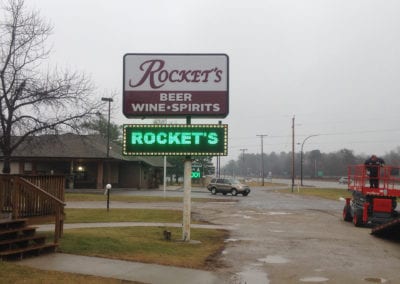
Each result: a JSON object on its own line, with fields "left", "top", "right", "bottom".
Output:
{"left": 0, "top": 133, "right": 169, "bottom": 190}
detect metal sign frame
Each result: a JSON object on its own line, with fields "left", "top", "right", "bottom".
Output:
{"left": 122, "top": 124, "right": 228, "bottom": 156}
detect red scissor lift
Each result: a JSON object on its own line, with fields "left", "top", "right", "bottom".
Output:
{"left": 343, "top": 165, "right": 400, "bottom": 236}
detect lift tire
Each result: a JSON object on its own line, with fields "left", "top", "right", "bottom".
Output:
{"left": 343, "top": 205, "right": 353, "bottom": 222}
{"left": 353, "top": 209, "right": 363, "bottom": 227}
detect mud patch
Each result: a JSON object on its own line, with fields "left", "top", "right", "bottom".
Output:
{"left": 299, "top": 276, "right": 329, "bottom": 282}
{"left": 258, "top": 255, "right": 289, "bottom": 264}
{"left": 269, "top": 229, "right": 285, "bottom": 233}
{"left": 243, "top": 215, "right": 253, "bottom": 219}
{"left": 267, "top": 212, "right": 292, "bottom": 215}
{"left": 225, "top": 238, "right": 239, "bottom": 242}
{"left": 364, "top": 277, "right": 387, "bottom": 283}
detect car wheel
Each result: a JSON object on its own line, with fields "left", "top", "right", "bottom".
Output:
{"left": 231, "top": 189, "right": 237, "bottom": 196}
{"left": 211, "top": 188, "right": 217, "bottom": 195}
{"left": 342, "top": 204, "right": 352, "bottom": 222}
{"left": 353, "top": 209, "right": 363, "bottom": 227}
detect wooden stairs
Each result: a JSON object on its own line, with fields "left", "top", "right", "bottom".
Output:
{"left": 0, "top": 218, "right": 57, "bottom": 260}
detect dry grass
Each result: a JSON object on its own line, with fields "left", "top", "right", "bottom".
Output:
{"left": 65, "top": 193, "right": 225, "bottom": 203}
{"left": 55, "top": 227, "right": 228, "bottom": 270}
{"left": 64, "top": 208, "right": 185, "bottom": 223}
{"left": 275, "top": 187, "right": 352, "bottom": 200}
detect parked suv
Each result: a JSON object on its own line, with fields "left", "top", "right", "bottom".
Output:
{"left": 207, "top": 178, "right": 250, "bottom": 196}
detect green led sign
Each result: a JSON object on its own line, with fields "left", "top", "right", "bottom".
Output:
{"left": 191, "top": 171, "right": 201, "bottom": 179}
{"left": 123, "top": 124, "right": 228, "bottom": 156}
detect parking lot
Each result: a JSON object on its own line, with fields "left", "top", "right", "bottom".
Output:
{"left": 191, "top": 185, "right": 400, "bottom": 283}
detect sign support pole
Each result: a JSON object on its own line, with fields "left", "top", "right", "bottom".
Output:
{"left": 163, "top": 156, "right": 166, "bottom": 198}
{"left": 182, "top": 116, "right": 192, "bottom": 241}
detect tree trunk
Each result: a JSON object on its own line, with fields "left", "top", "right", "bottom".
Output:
{"left": 2, "top": 155, "right": 11, "bottom": 174}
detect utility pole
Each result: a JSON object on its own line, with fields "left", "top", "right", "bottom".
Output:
{"left": 217, "top": 120, "right": 222, "bottom": 177}
{"left": 256, "top": 134, "right": 268, "bottom": 186}
{"left": 182, "top": 116, "right": 192, "bottom": 241}
{"left": 239, "top": 148, "right": 248, "bottom": 180}
{"left": 101, "top": 97, "right": 113, "bottom": 210}
{"left": 291, "top": 116, "right": 295, "bottom": 192}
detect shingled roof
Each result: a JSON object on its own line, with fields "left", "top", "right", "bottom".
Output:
{"left": 4, "top": 134, "right": 169, "bottom": 168}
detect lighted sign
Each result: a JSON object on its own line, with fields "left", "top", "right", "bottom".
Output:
{"left": 191, "top": 170, "right": 201, "bottom": 179}
{"left": 192, "top": 164, "right": 202, "bottom": 179}
{"left": 123, "top": 54, "right": 229, "bottom": 118}
{"left": 123, "top": 124, "right": 228, "bottom": 156}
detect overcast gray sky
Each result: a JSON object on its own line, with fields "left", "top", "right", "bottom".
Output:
{"left": 28, "top": 0, "right": 400, "bottom": 164}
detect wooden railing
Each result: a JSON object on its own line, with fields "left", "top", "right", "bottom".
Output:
{"left": 0, "top": 175, "right": 65, "bottom": 243}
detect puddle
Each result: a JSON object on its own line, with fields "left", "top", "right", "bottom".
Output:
{"left": 239, "top": 210, "right": 256, "bottom": 214}
{"left": 224, "top": 238, "right": 239, "bottom": 242}
{"left": 210, "top": 201, "right": 237, "bottom": 205}
{"left": 299, "top": 276, "right": 329, "bottom": 282}
{"left": 269, "top": 229, "right": 285, "bottom": 233}
{"left": 364, "top": 278, "right": 387, "bottom": 283}
{"left": 258, "top": 255, "right": 289, "bottom": 264}
{"left": 237, "top": 267, "right": 269, "bottom": 284}
{"left": 267, "top": 212, "right": 292, "bottom": 215}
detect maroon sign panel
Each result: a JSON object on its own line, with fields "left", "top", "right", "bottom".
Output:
{"left": 123, "top": 54, "right": 229, "bottom": 118}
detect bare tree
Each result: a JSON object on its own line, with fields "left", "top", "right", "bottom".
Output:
{"left": 0, "top": 0, "right": 101, "bottom": 173}
{"left": 81, "top": 113, "right": 122, "bottom": 142}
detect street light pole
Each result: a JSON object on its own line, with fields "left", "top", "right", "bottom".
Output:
{"left": 291, "top": 116, "right": 295, "bottom": 192}
{"left": 239, "top": 148, "right": 248, "bottom": 180}
{"left": 256, "top": 134, "right": 268, "bottom": 186}
{"left": 300, "top": 134, "right": 319, "bottom": 186}
{"left": 101, "top": 97, "right": 113, "bottom": 211}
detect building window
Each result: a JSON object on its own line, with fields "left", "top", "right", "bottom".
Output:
{"left": 24, "top": 162, "right": 32, "bottom": 173}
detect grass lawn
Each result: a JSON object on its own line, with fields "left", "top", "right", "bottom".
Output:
{"left": 275, "top": 187, "right": 352, "bottom": 200}
{"left": 52, "top": 226, "right": 228, "bottom": 269}
{"left": 0, "top": 261, "right": 142, "bottom": 283}
{"left": 246, "top": 181, "right": 286, "bottom": 187}
{"left": 64, "top": 208, "right": 185, "bottom": 223}
{"left": 65, "top": 193, "right": 226, "bottom": 203}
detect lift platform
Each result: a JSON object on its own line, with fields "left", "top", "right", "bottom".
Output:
{"left": 343, "top": 165, "right": 400, "bottom": 237}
